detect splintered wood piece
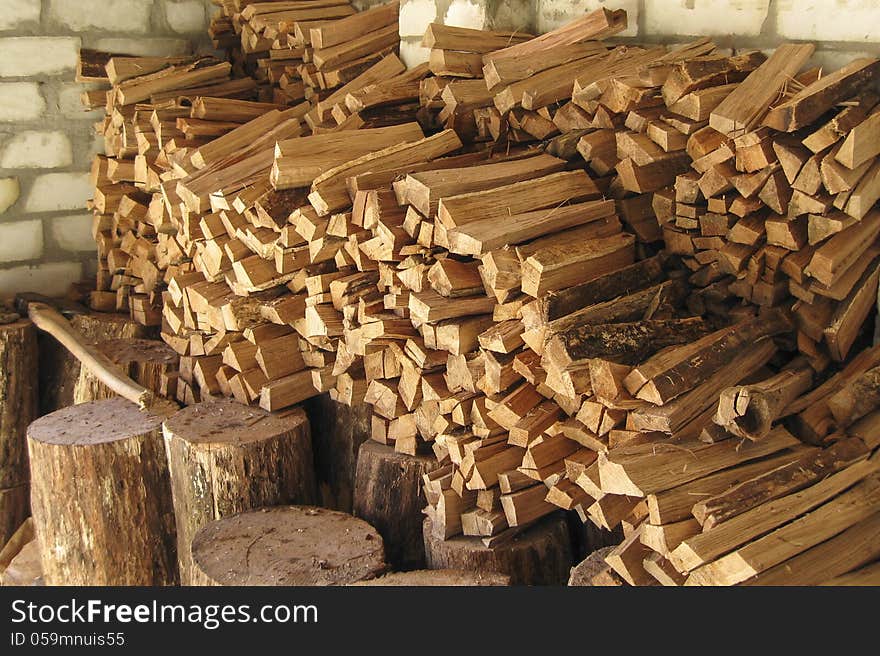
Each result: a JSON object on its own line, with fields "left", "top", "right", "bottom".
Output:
{"left": 645, "top": 449, "right": 807, "bottom": 525}
{"left": 692, "top": 437, "right": 869, "bottom": 531}
{"left": 685, "top": 473, "right": 880, "bottom": 585}
{"left": 191, "top": 506, "right": 386, "bottom": 586}
{"left": 671, "top": 456, "right": 878, "bottom": 574}
{"left": 604, "top": 524, "right": 654, "bottom": 586}
{"left": 710, "top": 43, "right": 815, "bottom": 137}
{"left": 747, "top": 512, "right": 880, "bottom": 586}
{"left": 164, "top": 401, "right": 316, "bottom": 584}
{"left": 630, "top": 339, "right": 777, "bottom": 434}
{"left": 763, "top": 58, "right": 880, "bottom": 132}
{"left": 28, "top": 398, "right": 176, "bottom": 585}
{"left": 599, "top": 426, "right": 800, "bottom": 498}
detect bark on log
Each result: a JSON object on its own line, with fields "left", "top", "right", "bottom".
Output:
{"left": 423, "top": 514, "right": 573, "bottom": 585}
{"left": 163, "top": 399, "right": 317, "bottom": 584}
{"left": 304, "top": 394, "right": 372, "bottom": 511}
{"left": 0, "top": 320, "right": 38, "bottom": 547}
{"left": 351, "top": 569, "right": 510, "bottom": 586}
{"left": 190, "top": 506, "right": 387, "bottom": 586}
{"left": 353, "top": 441, "right": 440, "bottom": 570}
{"left": 39, "top": 312, "right": 151, "bottom": 414}
{"left": 27, "top": 397, "right": 177, "bottom": 585}
{"left": 73, "top": 338, "right": 178, "bottom": 404}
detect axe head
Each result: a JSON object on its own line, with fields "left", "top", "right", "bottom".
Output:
{"left": 14, "top": 292, "right": 88, "bottom": 319}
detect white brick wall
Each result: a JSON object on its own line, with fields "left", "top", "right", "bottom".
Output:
{"left": 0, "top": 37, "right": 80, "bottom": 77}
{"left": 0, "top": 0, "right": 41, "bottom": 31}
{"left": 0, "top": 178, "right": 20, "bottom": 215}
{"left": 0, "top": 261, "right": 83, "bottom": 296}
{"left": 48, "top": 0, "right": 153, "bottom": 34}
{"left": 0, "top": 219, "right": 44, "bottom": 263}
{"left": 775, "top": 0, "right": 880, "bottom": 43}
{"left": 644, "top": 0, "right": 770, "bottom": 37}
{"left": 0, "top": 83, "right": 46, "bottom": 122}
{"left": 23, "top": 173, "right": 92, "bottom": 212}
{"left": 1, "top": 131, "right": 73, "bottom": 169}
{"left": 162, "top": 0, "right": 207, "bottom": 34}
{"left": 0, "top": 1, "right": 214, "bottom": 295}
{"left": 48, "top": 213, "right": 95, "bottom": 252}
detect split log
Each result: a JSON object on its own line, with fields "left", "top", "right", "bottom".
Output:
{"left": 190, "top": 506, "right": 387, "bottom": 586}
{"left": 422, "top": 514, "right": 573, "bottom": 585}
{"left": 73, "top": 338, "right": 178, "bottom": 403}
{"left": 567, "top": 546, "right": 626, "bottom": 586}
{"left": 713, "top": 360, "right": 813, "bottom": 440}
{"left": 353, "top": 441, "right": 440, "bottom": 570}
{"left": 27, "top": 398, "right": 177, "bottom": 585}
{"left": 0, "top": 320, "right": 38, "bottom": 547}
{"left": 163, "top": 400, "right": 317, "bottom": 584}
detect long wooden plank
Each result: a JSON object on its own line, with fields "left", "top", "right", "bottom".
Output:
{"left": 669, "top": 456, "right": 877, "bottom": 573}
{"left": 764, "top": 57, "right": 880, "bottom": 132}
{"left": 598, "top": 426, "right": 801, "bottom": 498}
{"left": 685, "top": 471, "right": 880, "bottom": 585}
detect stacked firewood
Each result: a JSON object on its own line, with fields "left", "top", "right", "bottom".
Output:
{"left": 650, "top": 47, "right": 880, "bottom": 368}
{"left": 79, "top": 5, "right": 880, "bottom": 584}
{"left": 208, "top": 0, "right": 401, "bottom": 114}
{"left": 591, "top": 345, "right": 880, "bottom": 585}
{"left": 82, "top": 51, "right": 265, "bottom": 325}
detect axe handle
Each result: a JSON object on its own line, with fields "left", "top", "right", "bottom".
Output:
{"left": 27, "top": 302, "right": 154, "bottom": 409}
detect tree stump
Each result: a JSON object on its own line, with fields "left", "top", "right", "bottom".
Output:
{"left": 73, "top": 338, "right": 178, "bottom": 404}
{"left": 40, "top": 312, "right": 151, "bottom": 414}
{"left": 351, "top": 569, "right": 510, "bottom": 586}
{"left": 353, "top": 441, "right": 439, "bottom": 570}
{"left": 0, "top": 320, "right": 38, "bottom": 547}
{"left": 190, "top": 506, "right": 387, "bottom": 586}
{"left": 27, "top": 397, "right": 177, "bottom": 585}
{"left": 304, "top": 394, "right": 372, "bottom": 511}
{"left": 423, "top": 514, "right": 573, "bottom": 585}
{"left": 163, "top": 399, "right": 318, "bottom": 584}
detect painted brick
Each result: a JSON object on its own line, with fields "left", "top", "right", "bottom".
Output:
{"left": 24, "top": 173, "right": 91, "bottom": 213}
{"left": 163, "top": 0, "right": 207, "bottom": 34}
{"left": 776, "top": 0, "right": 880, "bottom": 43}
{"left": 0, "top": 219, "right": 43, "bottom": 263}
{"left": 490, "top": 0, "right": 535, "bottom": 33}
{"left": 0, "top": 261, "right": 82, "bottom": 297}
{"left": 92, "top": 37, "right": 191, "bottom": 57}
{"left": 400, "top": 38, "right": 432, "bottom": 67}
{"left": 0, "top": 82, "right": 45, "bottom": 123}
{"left": 0, "top": 37, "right": 79, "bottom": 77}
{"left": 0, "top": 0, "right": 41, "bottom": 31}
{"left": 444, "top": 0, "right": 487, "bottom": 30}
{"left": 811, "top": 49, "right": 878, "bottom": 72}
{"left": 0, "top": 178, "right": 20, "bottom": 215}
{"left": 400, "top": 0, "right": 439, "bottom": 38}
{"left": 537, "top": 0, "right": 638, "bottom": 37}
{"left": 1, "top": 131, "right": 73, "bottom": 169}
{"left": 48, "top": 0, "right": 152, "bottom": 34}
{"left": 644, "top": 0, "right": 769, "bottom": 37}
{"left": 49, "top": 213, "right": 95, "bottom": 252}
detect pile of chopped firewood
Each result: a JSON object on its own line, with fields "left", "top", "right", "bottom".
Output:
{"left": 80, "top": 4, "right": 880, "bottom": 585}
